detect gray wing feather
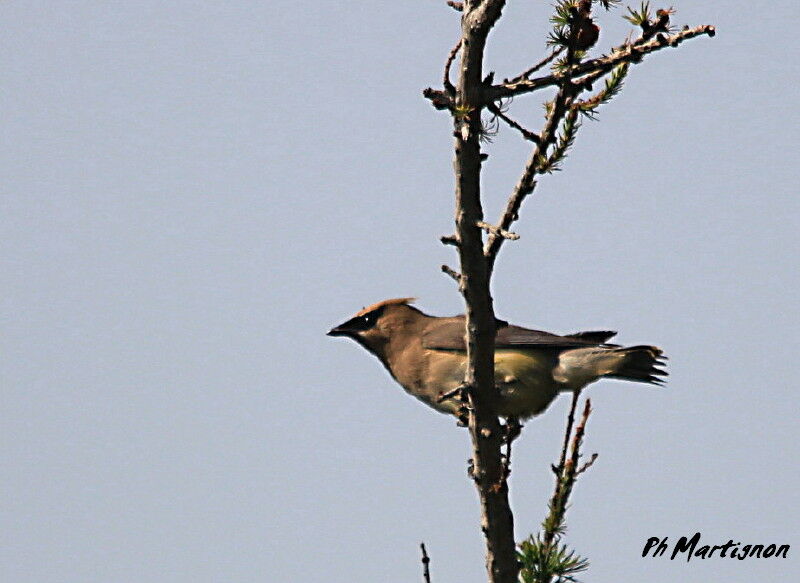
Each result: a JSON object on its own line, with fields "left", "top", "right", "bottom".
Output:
{"left": 566, "top": 330, "right": 618, "bottom": 344}
{"left": 422, "top": 316, "right": 615, "bottom": 350}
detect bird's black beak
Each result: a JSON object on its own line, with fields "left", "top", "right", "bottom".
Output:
{"left": 328, "top": 315, "right": 367, "bottom": 338}
{"left": 327, "top": 325, "right": 350, "bottom": 337}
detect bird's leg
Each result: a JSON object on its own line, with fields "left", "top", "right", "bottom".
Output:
{"left": 502, "top": 416, "right": 523, "bottom": 445}
{"left": 498, "top": 416, "right": 522, "bottom": 485}
{"left": 467, "top": 457, "right": 475, "bottom": 480}
{"left": 455, "top": 393, "right": 473, "bottom": 427}
{"left": 439, "top": 383, "right": 472, "bottom": 427}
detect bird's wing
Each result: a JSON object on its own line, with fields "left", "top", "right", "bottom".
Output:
{"left": 496, "top": 325, "right": 617, "bottom": 347}
{"left": 422, "top": 316, "right": 616, "bottom": 350}
{"left": 565, "top": 330, "right": 618, "bottom": 344}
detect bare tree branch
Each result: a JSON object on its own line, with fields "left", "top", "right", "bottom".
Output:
{"left": 420, "top": 542, "right": 432, "bottom": 583}
{"left": 483, "top": 25, "right": 714, "bottom": 270}
{"left": 490, "top": 24, "right": 715, "bottom": 101}
{"left": 484, "top": 82, "right": 577, "bottom": 270}
{"left": 542, "top": 399, "right": 594, "bottom": 552}
{"left": 424, "top": 5, "right": 713, "bottom": 582}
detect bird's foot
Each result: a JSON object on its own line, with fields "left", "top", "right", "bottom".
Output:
{"left": 455, "top": 405, "right": 472, "bottom": 427}
{"left": 437, "top": 382, "right": 470, "bottom": 404}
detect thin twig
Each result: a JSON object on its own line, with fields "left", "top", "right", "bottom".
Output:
{"left": 420, "top": 542, "right": 432, "bottom": 583}
{"left": 422, "top": 87, "right": 454, "bottom": 111}
{"left": 444, "top": 39, "right": 463, "bottom": 94}
{"left": 567, "top": 399, "right": 593, "bottom": 476}
{"left": 440, "top": 234, "right": 459, "bottom": 247}
{"left": 557, "top": 390, "right": 582, "bottom": 474}
{"left": 542, "top": 398, "right": 594, "bottom": 551}
{"left": 484, "top": 84, "right": 577, "bottom": 270}
{"left": 446, "top": 0, "right": 464, "bottom": 12}
{"left": 506, "top": 46, "right": 564, "bottom": 85}
{"left": 577, "top": 452, "right": 599, "bottom": 475}
{"left": 476, "top": 221, "right": 520, "bottom": 240}
{"left": 486, "top": 102, "right": 540, "bottom": 143}
{"left": 441, "top": 264, "right": 462, "bottom": 283}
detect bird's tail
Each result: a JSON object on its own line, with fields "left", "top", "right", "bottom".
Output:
{"left": 554, "top": 345, "right": 668, "bottom": 389}
{"left": 604, "top": 345, "right": 668, "bottom": 386}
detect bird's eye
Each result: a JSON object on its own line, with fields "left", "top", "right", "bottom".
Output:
{"left": 345, "top": 306, "right": 385, "bottom": 332}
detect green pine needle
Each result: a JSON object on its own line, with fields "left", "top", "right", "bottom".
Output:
{"left": 518, "top": 535, "right": 590, "bottom": 583}
{"left": 547, "top": 26, "right": 571, "bottom": 48}
{"left": 552, "top": 49, "right": 588, "bottom": 70}
{"left": 548, "top": 1, "right": 578, "bottom": 48}
{"left": 623, "top": 1, "right": 652, "bottom": 27}
{"left": 539, "top": 109, "right": 581, "bottom": 174}
{"left": 550, "top": 1, "right": 577, "bottom": 27}
{"left": 576, "top": 62, "right": 629, "bottom": 119}
{"left": 479, "top": 114, "right": 500, "bottom": 143}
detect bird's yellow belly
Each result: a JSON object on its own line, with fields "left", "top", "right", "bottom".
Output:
{"left": 422, "top": 349, "right": 561, "bottom": 418}
{"left": 494, "top": 350, "right": 561, "bottom": 417}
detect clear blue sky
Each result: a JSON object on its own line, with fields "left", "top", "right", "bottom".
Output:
{"left": 2, "top": 2, "right": 797, "bottom": 582}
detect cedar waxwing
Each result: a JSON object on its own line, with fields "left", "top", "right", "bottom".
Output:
{"left": 328, "top": 298, "right": 666, "bottom": 419}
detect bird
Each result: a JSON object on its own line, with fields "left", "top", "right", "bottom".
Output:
{"left": 327, "top": 298, "right": 666, "bottom": 419}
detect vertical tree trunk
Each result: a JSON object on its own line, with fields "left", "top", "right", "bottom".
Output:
{"left": 452, "top": 3, "right": 518, "bottom": 582}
